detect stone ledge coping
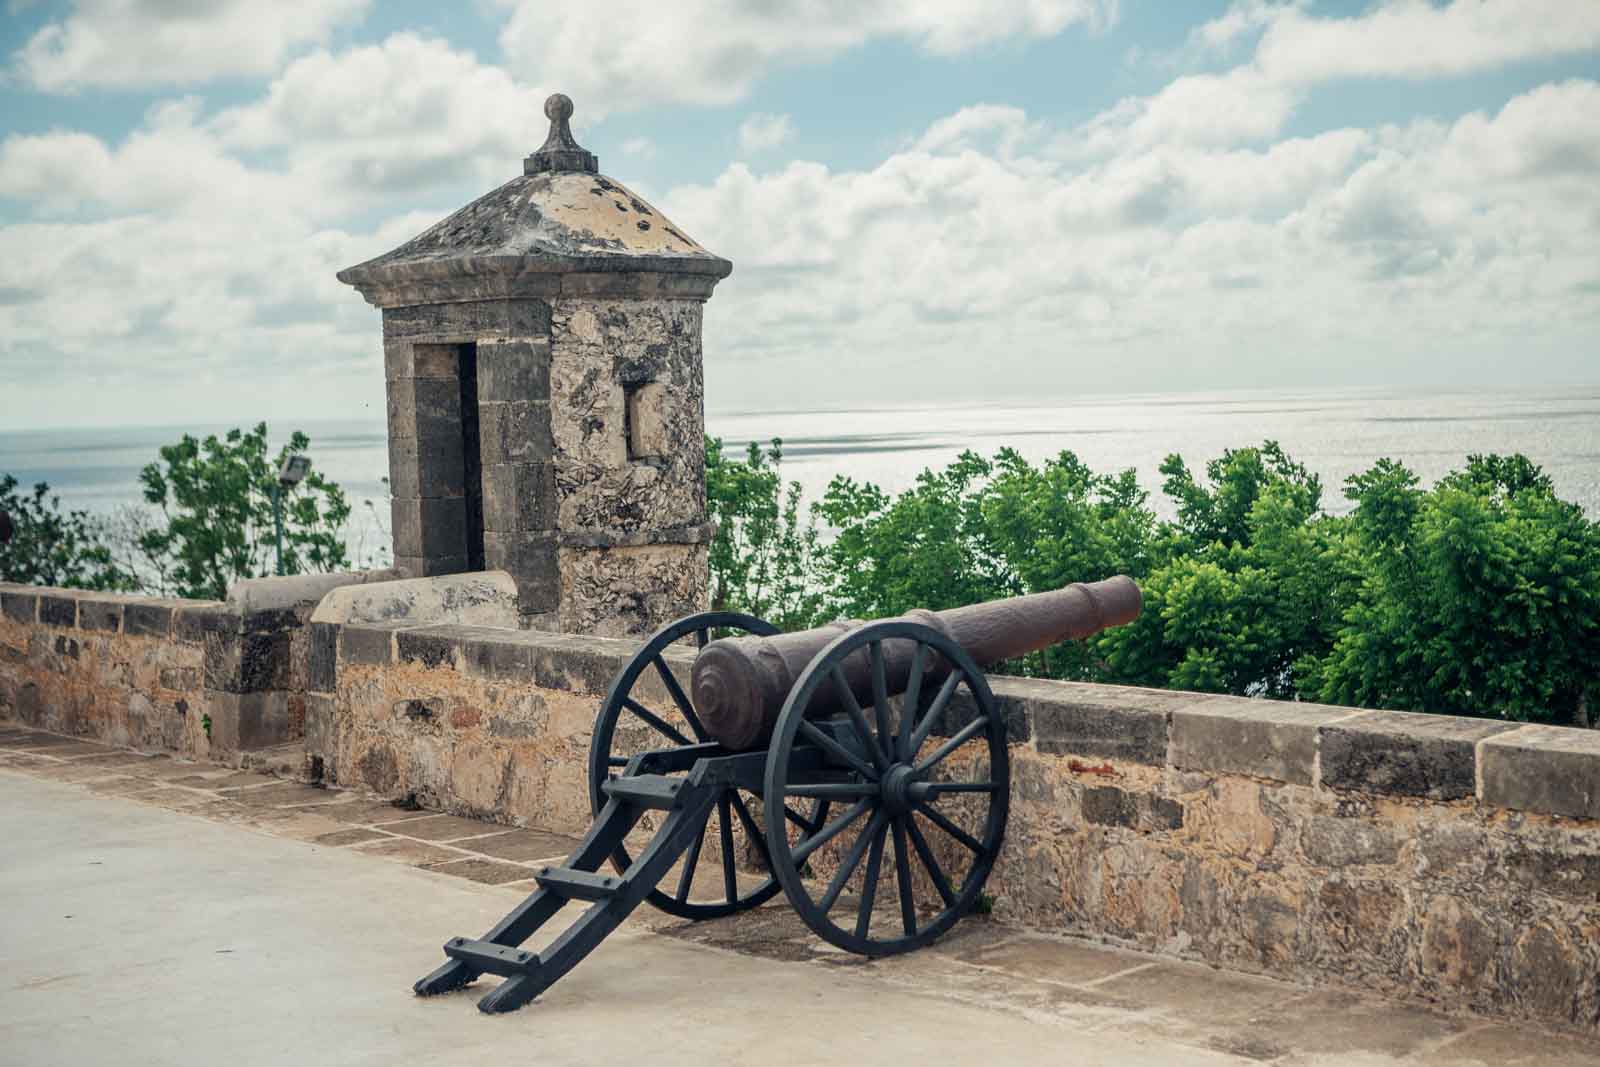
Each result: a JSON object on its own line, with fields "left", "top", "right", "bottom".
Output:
{"left": 11, "top": 580, "right": 1598, "bottom": 823}
{"left": 320, "top": 618, "right": 1600, "bottom": 824}
{"left": 0, "top": 583, "right": 230, "bottom": 641}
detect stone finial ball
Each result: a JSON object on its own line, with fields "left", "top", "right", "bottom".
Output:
{"left": 545, "top": 93, "right": 574, "bottom": 122}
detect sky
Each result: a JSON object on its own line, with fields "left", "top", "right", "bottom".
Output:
{"left": 0, "top": 0, "right": 1597, "bottom": 430}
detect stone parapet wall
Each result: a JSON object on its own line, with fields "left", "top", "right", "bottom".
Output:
{"left": 310, "top": 620, "right": 1600, "bottom": 1034}
{"left": 0, "top": 585, "right": 213, "bottom": 756}
{"left": 984, "top": 681, "right": 1600, "bottom": 1033}
{"left": 4, "top": 582, "right": 1599, "bottom": 1033}
{"left": 0, "top": 572, "right": 392, "bottom": 760}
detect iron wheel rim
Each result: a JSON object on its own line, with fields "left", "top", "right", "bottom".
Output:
{"left": 588, "top": 610, "right": 829, "bottom": 920}
{"left": 763, "top": 619, "right": 1009, "bottom": 956}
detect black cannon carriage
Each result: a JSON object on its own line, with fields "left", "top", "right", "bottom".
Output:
{"left": 414, "top": 577, "right": 1141, "bottom": 1013}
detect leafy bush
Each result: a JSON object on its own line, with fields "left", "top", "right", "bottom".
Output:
{"left": 0, "top": 475, "right": 136, "bottom": 591}
{"left": 136, "top": 423, "right": 352, "bottom": 600}
{"left": 706, "top": 436, "right": 1599, "bottom": 726}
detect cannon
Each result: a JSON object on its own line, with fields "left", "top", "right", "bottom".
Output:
{"left": 414, "top": 577, "right": 1141, "bottom": 1014}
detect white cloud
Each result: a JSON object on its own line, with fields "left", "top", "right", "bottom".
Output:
{"left": 12, "top": 0, "right": 370, "bottom": 91}
{"left": 620, "top": 137, "right": 656, "bottom": 159}
{"left": 1085, "top": 1, "right": 1600, "bottom": 158}
{"left": 738, "top": 113, "right": 796, "bottom": 154}
{"left": 663, "top": 80, "right": 1600, "bottom": 408}
{"left": 0, "top": 33, "right": 553, "bottom": 425}
{"left": 213, "top": 34, "right": 549, "bottom": 208}
{"left": 1253, "top": 0, "right": 1600, "bottom": 84}
{"left": 497, "top": 0, "right": 1116, "bottom": 113}
{"left": 1, "top": 1, "right": 1597, "bottom": 429}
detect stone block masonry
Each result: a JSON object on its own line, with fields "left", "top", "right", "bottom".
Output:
{"left": 0, "top": 571, "right": 393, "bottom": 762}
{"left": 7, "top": 576, "right": 1600, "bottom": 1036}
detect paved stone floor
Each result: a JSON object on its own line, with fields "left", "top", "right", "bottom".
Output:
{"left": 1, "top": 723, "right": 1596, "bottom": 1066}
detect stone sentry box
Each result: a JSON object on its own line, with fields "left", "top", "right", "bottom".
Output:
{"left": 338, "top": 94, "right": 730, "bottom": 636}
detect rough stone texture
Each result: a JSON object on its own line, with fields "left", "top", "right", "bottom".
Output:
{"left": 226, "top": 570, "right": 401, "bottom": 615}
{"left": 0, "top": 575, "right": 384, "bottom": 763}
{"left": 1481, "top": 725, "right": 1600, "bottom": 819}
{"left": 556, "top": 543, "right": 708, "bottom": 639}
{"left": 548, "top": 299, "right": 706, "bottom": 536}
{"left": 309, "top": 572, "right": 520, "bottom": 631}
{"left": 0, "top": 586, "right": 208, "bottom": 757}
{"left": 1020, "top": 680, "right": 1189, "bottom": 765}
{"left": 337, "top": 172, "right": 730, "bottom": 288}
{"left": 1320, "top": 711, "right": 1516, "bottom": 800}
{"left": 1171, "top": 696, "right": 1365, "bottom": 785}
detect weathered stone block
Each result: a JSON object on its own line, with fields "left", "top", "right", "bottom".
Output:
{"left": 411, "top": 342, "right": 459, "bottom": 379}
{"left": 478, "top": 399, "right": 553, "bottom": 465}
{"left": 383, "top": 340, "right": 413, "bottom": 381}
{"left": 1300, "top": 815, "right": 1402, "bottom": 868}
{"left": 38, "top": 594, "right": 78, "bottom": 628}
{"left": 1481, "top": 725, "right": 1600, "bottom": 819}
{"left": 390, "top": 497, "right": 468, "bottom": 560}
{"left": 74, "top": 598, "right": 122, "bottom": 633}
{"left": 396, "top": 628, "right": 461, "bottom": 670}
{"left": 1418, "top": 895, "right": 1494, "bottom": 989}
{"left": 460, "top": 634, "right": 537, "bottom": 681}
{"left": 238, "top": 691, "right": 294, "bottom": 750}
{"left": 477, "top": 341, "right": 552, "bottom": 403}
{"left": 308, "top": 621, "right": 336, "bottom": 693}
{"left": 123, "top": 601, "right": 173, "bottom": 637}
{"left": 1016, "top": 680, "right": 1181, "bottom": 765}
{"left": 158, "top": 666, "right": 200, "bottom": 691}
{"left": 380, "top": 299, "right": 552, "bottom": 344}
{"left": 484, "top": 531, "right": 560, "bottom": 613}
{"left": 339, "top": 625, "right": 395, "bottom": 666}
{"left": 627, "top": 380, "right": 672, "bottom": 458}
{"left": 1, "top": 590, "right": 38, "bottom": 624}
{"left": 387, "top": 377, "right": 461, "bottom": 441}
{"left": 304, "top": 692, "right": 336, "bottom": 762}
{"left": 203, "top": 633, "right": 240, "bottom": 691}
{"left": 530, "top": 634, "right": 632, "bottom": 696}
{"left": 209, "top": 690, "right": 293, "bottom": 753}
{"left": 1504, "top": 846, "right": 1600, "bottom": 902}
{"left": 1081, "top": 785, "right": 1184, "bottom": 831}
{"left": 1320, "top": 711, "right": 1514, "bottom": 800}
{"left": 1172, "top": 697, "right": 1359, "bottom": 786}
{"left": 481, "top": 462, "right": 557, "bottom": 533}
{"left": 174, "top": 604, "right": 238, "bottom": 644}
{"left": 388, "top": 436, "right": 466, "bottom": 500}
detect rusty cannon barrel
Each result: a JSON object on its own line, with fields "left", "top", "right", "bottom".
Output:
{"left": 690, "top": 576, "right": 1141, "bottom": 750}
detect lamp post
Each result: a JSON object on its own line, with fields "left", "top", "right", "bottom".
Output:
{"left": 273, "top": 455, "right": 312, "bottom": 576}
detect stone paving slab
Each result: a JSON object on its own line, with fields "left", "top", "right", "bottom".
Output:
{"left": 314, "top": 828, "right": 394, "bottom": 847}
{"left": 379, "top": 813, "right": 509, "bottom": 841}
{"left": 1, "top": 719, "right": 1596, "bottom": 1066}
{"left": 317, "top": 799, "right": 433, "bottom": 825}
{"left": 462, "top": 828, "right": 582, "bottom": 861}
{"left": 353, "top": 837, "right": 466, "bottom": 867}
{"left": 427, "top": 857, "right": 535, "bottom": 885}
{"left": 218, "top": 782, "right": 341, "bottom": 807}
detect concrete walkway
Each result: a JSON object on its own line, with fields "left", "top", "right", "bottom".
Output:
{"left": 1, "top": 731, "right": 1595, "bottom": 1066}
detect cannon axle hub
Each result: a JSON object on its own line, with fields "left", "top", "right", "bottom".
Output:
{"left": 881, "top": 763, "right": 918, "bottom": 816}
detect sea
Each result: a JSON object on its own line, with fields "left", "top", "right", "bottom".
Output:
{"left": 3, "top": 386, "right": 1598, "bottom": 554}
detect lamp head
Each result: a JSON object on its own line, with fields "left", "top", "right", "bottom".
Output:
{"left": 278, "top": 455, "right": 312, "bottom": 487}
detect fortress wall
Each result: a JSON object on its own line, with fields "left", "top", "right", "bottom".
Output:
{"left": 5, "top": 580, "right": 1599, "bottom": 1033}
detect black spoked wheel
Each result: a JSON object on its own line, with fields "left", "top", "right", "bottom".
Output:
{"left": 763, "top": 620, "right": 1009, "bottom": 956}
{"left": 588, "top": 611, "right": 829, "bottom": 920}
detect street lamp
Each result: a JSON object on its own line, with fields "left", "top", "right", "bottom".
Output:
{"left": 273, "top": 454, "right": 312, "bottom": 576}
